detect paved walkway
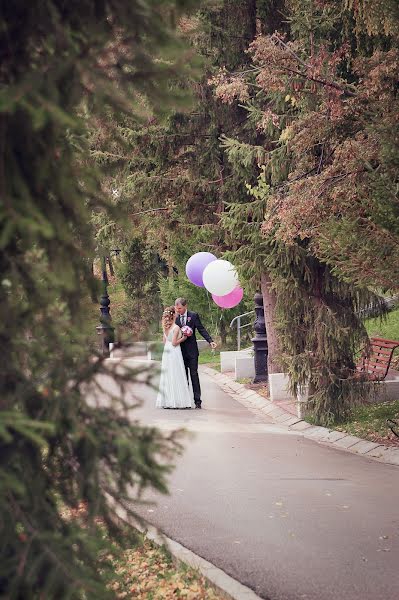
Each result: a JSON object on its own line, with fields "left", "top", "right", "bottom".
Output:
{"left": 97, "top": 362, "right": 399, "bottom": 600}
{"left": 204, "top": 367, "right": 399, "bottom": 466}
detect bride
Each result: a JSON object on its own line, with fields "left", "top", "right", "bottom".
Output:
{"left": 156, "top": 306, "right": 195, "bottom": 409}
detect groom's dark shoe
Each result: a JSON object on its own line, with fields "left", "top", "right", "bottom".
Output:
{"left": 195, "top": 401, "right": 202, "bottom": 409}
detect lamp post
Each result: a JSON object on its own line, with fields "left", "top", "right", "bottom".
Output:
{"left": 96, "top": 255, "right": 115, "bottom": 356}
{"left": 251, "top": 291, "right": 268, "bottom": 383}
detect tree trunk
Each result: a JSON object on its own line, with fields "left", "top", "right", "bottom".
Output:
{"left": 107, "top": 255, "right": 115, "bottom": 277}
{"left": 260, "top": 271, "right": 283, "bottom": 373}
{"left": 220, "top": 318, "right": 227, "bottom": 346}
{"left": 258, "top": 0, "right": 289, "bottom": 35}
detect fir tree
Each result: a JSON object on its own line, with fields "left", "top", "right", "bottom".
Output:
{"left": 0, "top": 1, "right": 195, "bottom": 597}
{"left": 91, "top": 0, "right": 261, "bottom": 342}
{"left": 212, "top": 0, "right": 397, "bottom": 423}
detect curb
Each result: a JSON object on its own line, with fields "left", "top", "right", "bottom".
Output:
{"left": 139, "top": 522, "right": 263, "bottom": 600}
{"left": 201, "top": 366, "right": 399, "bottom": 467}
{"left": 110, "top": 500, "right": 263, "bottom": 600}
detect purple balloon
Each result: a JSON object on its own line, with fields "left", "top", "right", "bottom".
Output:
{"left": 186, "top": 252, "right": 217, "bottom": 287}
{"left": 212, "top": 286, "right": 244, "bottom": 309}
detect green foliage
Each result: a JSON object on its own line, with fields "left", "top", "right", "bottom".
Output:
{"left": 113, "top": 238, "right": 167, "bottom": 339}
{"left": 222, "top": 169, "right": 385, "bottom": 425}
{"left": 220, "top": 170, "right": 273, "bottom": 286}
{"left": 89, "top": 1, "right": 260, "bottom": 340}
{"left": 0, "top": 1, "right": 196, "bottom": 597}
{"left": 118, "top": 238, "right": 163, "bottom": 301}
{"left": 196, "top": 0, "right": 256, "bottom": 70}
{"left": 211, "top": 0, "right": 398, "bottom": 424}
{"left": 210, "top": 2, "right": 399, "bottom": 285}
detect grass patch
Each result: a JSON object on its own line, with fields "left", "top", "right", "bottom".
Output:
{"left": 335, "top": 399, "right": 399, "bottom": 446}
{"left": 110, "top": 537, "right": 222, "bottom": 599}
{"left": 198, "top": 349, "right": 220, "bottom": 371}
{"left": 365, "top": 307, "right": 399, "bottom": 341}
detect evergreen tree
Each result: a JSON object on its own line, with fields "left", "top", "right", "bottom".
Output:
{"left": 91, "top": 1, "right": 262, "bottom": 341}
{"left": 212, "top": 0, "right": 397, "bottom": 423}
{"left": 0, "top": 1, "right": 195, "bottom": 597}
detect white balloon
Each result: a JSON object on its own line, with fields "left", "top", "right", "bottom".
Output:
{"left": 202, "top": 260, "right": 239, "bottom": 296}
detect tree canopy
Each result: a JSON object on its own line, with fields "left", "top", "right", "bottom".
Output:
{"left": 210, "top": 0, "right": 399, "bottom": 422}
{"left": 99, "top": 0, "right": 399, "bottom": 423}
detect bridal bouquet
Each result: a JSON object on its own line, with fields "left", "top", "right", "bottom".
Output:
{"left": 181, "top": 325, "right": 193, "bottom": 337}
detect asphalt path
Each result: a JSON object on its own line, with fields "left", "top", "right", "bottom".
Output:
{"left": 95, "top": 362, "right": 399, "bottom": 600}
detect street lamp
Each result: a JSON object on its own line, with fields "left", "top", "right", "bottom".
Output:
{"left": 251, "top": 291, "right": 268, "bottom": 383}
{"left": 96, "top": 254, "right": 115, "bottom": 356}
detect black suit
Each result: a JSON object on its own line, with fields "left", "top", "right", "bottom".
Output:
{"left": 175, "top": 311, "right": 213, "bottom": 405}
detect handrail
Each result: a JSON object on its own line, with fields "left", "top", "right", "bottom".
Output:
{"left": 230, "top": 310, "right": 254, "bottom": 351}
{"left": 358, "top": 294, "right": 399, "bottom": 318}
{"left": 229, "top": 311, "right": 254, "bottom": 329}
{"left": 228, "top": 294, "right": 399, "bottom": 353}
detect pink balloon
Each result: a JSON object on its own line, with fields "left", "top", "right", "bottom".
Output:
{"left": 212, "top": 286, "right": 244, "bottom": 309}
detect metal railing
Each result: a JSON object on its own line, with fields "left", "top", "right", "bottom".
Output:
{"left": 359, "top": 294, "right": 399, "bottom": 318}
{"left": 229, "top": 311, "right": 254, "bottom": 351}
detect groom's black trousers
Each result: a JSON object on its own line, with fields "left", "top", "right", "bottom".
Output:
{"left": 182, "top": 354, "right": 201, "bottom": 402}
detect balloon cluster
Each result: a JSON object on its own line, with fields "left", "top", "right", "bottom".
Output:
{"left": 185, "top": 252, "right": 243, "bottom": 309}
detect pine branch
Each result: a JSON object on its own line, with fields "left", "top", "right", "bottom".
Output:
{"left": 131, "top": 206, "right": 174, "bottom": 215}
{"left": 270, "top": 34, "right": 356, "bottom": 97}
{"left": 284, "top": 65, "right": 356, "bottom": 96}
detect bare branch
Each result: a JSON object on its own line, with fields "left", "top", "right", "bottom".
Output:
{"left": 131, "top": 206, "right": 173, "bottom": 216}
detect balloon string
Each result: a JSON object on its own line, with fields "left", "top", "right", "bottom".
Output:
{"left": 206, "top": 289, "right": 218, "bottom": 348}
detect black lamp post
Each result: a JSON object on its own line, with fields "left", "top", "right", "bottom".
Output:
{"left": 96, "top": 255, "right": 115, "bottom": 356}
{"left": 251, "top": 291, "right": 268, "bottom": 383}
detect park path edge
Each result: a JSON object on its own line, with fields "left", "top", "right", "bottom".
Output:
{"left": 108, "top": 500, "right": 265, "bottom": 600}
{"left": 201, "top": 366, "right": 399, "bottom": 467}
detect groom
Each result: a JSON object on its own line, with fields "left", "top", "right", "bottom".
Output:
{"left": 175, "top": 297, "right": 217, "bottom": 409}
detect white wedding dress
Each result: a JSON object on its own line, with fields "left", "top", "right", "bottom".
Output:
{"left": 156, "top": 325, "right": 194, "bottom": 408}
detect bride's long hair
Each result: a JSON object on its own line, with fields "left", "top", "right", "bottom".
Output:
{"left": 161, "top": 306, "right": 176, "bottom": 332}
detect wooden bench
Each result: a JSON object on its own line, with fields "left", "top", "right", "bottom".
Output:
{"left": 356, "top": 337, "right": 399, "bottom": 381}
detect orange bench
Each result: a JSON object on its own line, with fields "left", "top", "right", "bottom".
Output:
{"left": 356, "top": 337, "right": 399, "bottom": 381}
